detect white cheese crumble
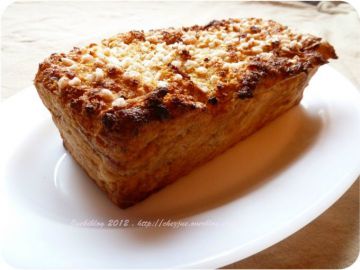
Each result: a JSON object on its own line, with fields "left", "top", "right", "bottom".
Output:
{"left": 94, "top": 68, "right": 104, "bottom": 82}
{"left": 195, "top": 66, "right": 207, "bottom": 75}
{"left": 123, "top": 70, "right": 141, "bottom": 80}
{"left": 157, "top": 81, "right": 168, "bottom": 88}
{"left": 61, "top": 58, "right": 75, "bottom": 66}
{"left": 57, "top": 76, "right": 69, "bottom": 89}
{"left": 112, "top": 97, "right": 127, "bottom": 107}
{"left": 171, "top": 60, "right": 181, "bottom": 68}
{"left": 99, "top": 88, "right": 114, "bottom": 101}
{"left": 68, "top": 77, "right": 81, "bottom": 86}
{"left": 85, "top": 73, "right": 95, "bottom": 82}
{"left": 81, "top": 54, "right": 93, "bottom": 63}
{"left": 174, "top": 74, "right": 183, "bottom": 80}
{"left": 210, "top": 75, "right": 218, "bottom": 84}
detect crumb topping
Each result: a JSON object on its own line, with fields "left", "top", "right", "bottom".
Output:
{"left": 36, "top": 17, "right": 336, "bottom": 132}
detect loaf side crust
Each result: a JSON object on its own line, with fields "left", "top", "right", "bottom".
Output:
{"left": 37, "top": 67, "right": 317, "bottom": 208}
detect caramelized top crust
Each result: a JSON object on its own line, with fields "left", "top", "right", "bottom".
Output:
{"left": 35, "top": 18, "right": 337, "bottom": 138}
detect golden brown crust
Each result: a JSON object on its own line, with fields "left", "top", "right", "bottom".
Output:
{"left": 35, "top": 18, "right": 336, "bottom": 141}
{"left": 34, "top": 18, "right": 337, "bottom": 208}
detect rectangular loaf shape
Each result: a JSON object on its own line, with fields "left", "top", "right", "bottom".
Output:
{"left": 35, "top": 18, "right": 337, "bottom": 208}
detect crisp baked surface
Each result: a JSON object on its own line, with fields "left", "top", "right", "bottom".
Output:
{"left": 35, "top": 18, "right": 336, "bottom": 138}
{"left": 35, "top": 18, "right": 337, "bottom": 208}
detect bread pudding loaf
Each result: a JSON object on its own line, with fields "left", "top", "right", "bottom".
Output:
{"left": 35, "top": 18, "right": 337, "bottom": 208}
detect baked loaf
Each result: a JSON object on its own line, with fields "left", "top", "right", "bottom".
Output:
{"left": 35, "top": 18, "right": 337, "bottom": 208}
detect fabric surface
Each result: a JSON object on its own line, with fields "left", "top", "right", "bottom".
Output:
{"left": 1, "top": 1, "right": 359, "bottom": 268}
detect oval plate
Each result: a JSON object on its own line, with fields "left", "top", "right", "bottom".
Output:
{"left": 1, "top": 66, "right": 360, "bottom": 268}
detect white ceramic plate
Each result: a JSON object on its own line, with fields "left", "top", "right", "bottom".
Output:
{"left": 1, "top": 66, "right": 360, "bottom": 268}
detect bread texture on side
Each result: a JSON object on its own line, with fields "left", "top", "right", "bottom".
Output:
{"left": 34, "top": 18, "right": 337, "bottom": 208}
